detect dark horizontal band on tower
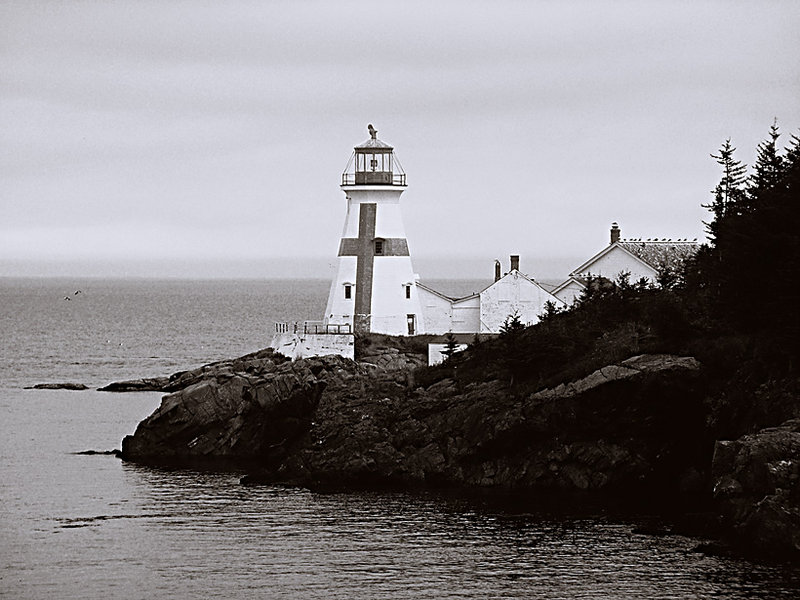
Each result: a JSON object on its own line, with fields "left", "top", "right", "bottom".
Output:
{"left": 338, "top": 238, "right": 410, "bottom": 257}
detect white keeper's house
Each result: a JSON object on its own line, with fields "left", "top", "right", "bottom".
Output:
{"left": 552, "top": 222, "right": 699, "bottom": 305}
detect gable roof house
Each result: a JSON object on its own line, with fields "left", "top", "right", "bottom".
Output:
{"left": 553, "top": 223, "right": 699, "bottom": 305}
{"left": 417, "top": 255, "right": 565, "bottom": 334}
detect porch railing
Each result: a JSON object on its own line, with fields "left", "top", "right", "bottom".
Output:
{"left": 274, "top": 321, "right": 352, "bottom": 335}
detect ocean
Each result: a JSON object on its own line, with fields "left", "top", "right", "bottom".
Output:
{"left": 1, "top": 277, "right": 799, "bottom": 599}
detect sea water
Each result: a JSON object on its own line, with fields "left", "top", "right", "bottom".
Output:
{"left": 1, "top": 277, "right": 799, "bottom": 599}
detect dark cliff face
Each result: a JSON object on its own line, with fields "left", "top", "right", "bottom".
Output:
{"left": 121, "top": 352, "right": 360, "bottom": 462}
{"left": 272, "top": 354, "right": 706, "bottom": 497}
{"left": 119, "top": 345, "right": 800, "bottom": 562}
{"left": 712, "top": 419, "right": 800, "bottom": 561}
{"left": 121, "top": 350, "right": 707, "bottom": 503}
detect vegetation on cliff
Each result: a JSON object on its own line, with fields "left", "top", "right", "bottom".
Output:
{"left": 428, "top": 124, "right": 800, "bottom": 440}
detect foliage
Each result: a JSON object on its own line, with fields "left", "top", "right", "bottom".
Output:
{"left": 441, "top": 331, "right": 459, "bottom": 361}
{"left": 432, "top": 123, "right": 798, "bottom": 402}
{"left": 702, "top": 139, "right": 748, "bottom": 243}
{"left": 687, "top": 122, "right": 800, "bottom": 341}
{"left": 499, "top": 311, "right": 525, "bottom": 336}
{"left": 538, "top": 299, "right": 565, "bottom": 322}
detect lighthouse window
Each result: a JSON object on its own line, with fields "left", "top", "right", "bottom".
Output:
{"left": 375, "top": 240, "right": 384, "bottom": 255}
{"left": 405, "top": 285, "right": 411, "bottom": 299}
{"left": 344, "top": 285, "right": 352, "bottom": 299}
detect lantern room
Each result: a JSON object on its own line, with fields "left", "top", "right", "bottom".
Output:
{"left": 341, "top": 124, "right": 406, "bottom": 186}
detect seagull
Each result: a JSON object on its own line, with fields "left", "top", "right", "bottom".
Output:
{"left": 74, "top": 290, "right": 82, "bottom": 295}
{"left": 63, "top": 296, "right": 71, "bottom": 301}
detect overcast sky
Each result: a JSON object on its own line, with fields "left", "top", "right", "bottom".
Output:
{"left": 2, "top": 0, "right": 798, "bottom": 279}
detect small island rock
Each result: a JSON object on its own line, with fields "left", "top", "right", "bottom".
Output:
{"left": 25, "top": 382, "right": 89, "bottom": 390}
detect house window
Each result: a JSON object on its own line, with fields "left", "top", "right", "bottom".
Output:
{"left": 344, "top": 285, "right": 352, "bottom": 299}
{"left": 374, "top": 240, "right": 384, "bottom": 255}
{"left": 405, "top": 285, "right": 411, "bottom": 299}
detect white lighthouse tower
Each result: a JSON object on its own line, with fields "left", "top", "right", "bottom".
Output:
{"left": 324, "top": 125, "right": 425, "bottom": 336}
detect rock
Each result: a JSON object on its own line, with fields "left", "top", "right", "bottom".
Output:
{"left": 25, "top": 382, "right": 89, "bottom": 390}
{"left": 357, "top": 347, "right": 426, "bottom": 372}
{"left": 97, "top": 378, "right": 169, "bottom": 392}
{"left": 711, "top": 419, "right": 800, "bottom": 561}
{"left": 530, "top": 354, "right": 701, "bottom": 401}
{"left": 121, "top": 354, "right": 359, "bottom": 462}
{"left": 99, "top": 348, "right": 290, "bottom": 393}
{"left": 73, "top": 449, "right": 122, "bottom": 456}
{"left": 123, "top": 349, "right": 705, "bottom": 502}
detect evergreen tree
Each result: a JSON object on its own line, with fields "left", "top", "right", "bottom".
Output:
{"left": 748, "top": 120, "right": 785, "bottom": 202}
{"left": 538, "top": 300, "right": 563, "bottom": 322}
{"left": 441, "top": 331, "right": 459, "bottom": 361}
{"left": 499, "top": 311, "right": 525, "bottom": 335}
{"left": 703, "top": 139, "right": 747, "bottom": 242}
{"left": 692, "top": 125, "right": 800, "bottom": 338}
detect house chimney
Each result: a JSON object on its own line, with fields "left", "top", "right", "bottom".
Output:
{"left": 510, "top": 255, "right": 520, "bottom": 272}
{"left": 610, "top": 222, "right": 621, "bottom": 244}
{"left": 494, "top": 260, "right": 501, "bottom": 282}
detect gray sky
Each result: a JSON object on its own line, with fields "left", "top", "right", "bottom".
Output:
{"left": 2, "top": 0, "right": 798, "bottom": 279}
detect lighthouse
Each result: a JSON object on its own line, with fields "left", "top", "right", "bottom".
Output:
{"left": 324, "top": 125, "right": 425, "bottom": 336}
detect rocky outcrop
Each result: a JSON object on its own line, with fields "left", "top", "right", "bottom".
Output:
{"left": 25, "top": 382, "right": 89, "bottom": 390}
{"left": 712, "top": 419, "right": 800, "bottom": 560}
{"left": 121, "top": 353, "right": 360, "bottom": 461}
{"left": 268, "top": 353, "right": 705, "bottom": 494}
{"left": 100, "top": 348, "right": 291, "bottom": 393}
{"left": 98, "top": 378, "right": 169, "bottom": 392}
{"left": 122, "top": 351, "right": 706, "bottom": 503}
{"left": 102, "top": 345, "right": 424, "bottom": 393}
{"left": 357, "top": 345, "right": 427, "bottom": 372}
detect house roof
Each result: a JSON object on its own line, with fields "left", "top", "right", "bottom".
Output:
{"left": 570, "top": 239, "right": 699, "bottom": 277}
{"left": 479, "top": 270, "right": 566, "bottom": 305}
{"left": 617, "top": 240, "right": 699, "bottom": 269}
{"left": 552, "top": 275, "right": 588, "bottom": 295}
{"left": 419, "top": 269, "right": 562, "bottom": 305}
{"left": 416, "top": 282, "right": 478, "bottom": 302}
{"left": 537, "top": 281, "right": 559, "bottom": 294}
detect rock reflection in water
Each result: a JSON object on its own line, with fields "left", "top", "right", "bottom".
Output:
{"left": 47, "top": 464, "right": 789, "bottom": 600}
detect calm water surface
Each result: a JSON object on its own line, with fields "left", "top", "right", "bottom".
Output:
{"left": 1, "top": 278, "right": 799, "bottom": 598}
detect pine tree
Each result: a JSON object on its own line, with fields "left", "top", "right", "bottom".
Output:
{"left": 694, "top": 125, "right": 800, "bottom": 337}
{"left": 441, "top": 331, "right": 459, "bottom": 361}
{"left": 748, "top": 120, "right": 785, "bottom": 202}
{"left": 538, "top": 300, "right": 563, "bottom": 322}
{"left": 703, "top": 139, "right": 747, "bottom": 242}
{"left": 499, "top": 311, "right": 525, "bottom": 335}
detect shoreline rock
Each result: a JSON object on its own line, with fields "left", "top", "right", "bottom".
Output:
{"left": 712, "top": 419, "right": 800, "bottom": 561}
{"left": 117, "top": 343, "right": 799, "bottom": 563}
{"left": 121, "top": 353, "right": 358, "bottom": 460}
{"left": 98, "top": 348, "right": 291, "bottom": 393}
{"left": 97, "top": 378, "right": 169, "bottom": 392}
{"left": 121, "top": 350, "right": 705, "bottom": 496}
{"left": 25, "top": 382, "right": 89, "bottom": 390}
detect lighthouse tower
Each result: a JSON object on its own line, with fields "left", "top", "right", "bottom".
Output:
{"left": 324, "top": 125, "right": 425, "bottom": 336}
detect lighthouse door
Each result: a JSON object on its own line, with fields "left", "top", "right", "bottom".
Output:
{"left": 406, "top": 314, "right": 416, "bottom": 335}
